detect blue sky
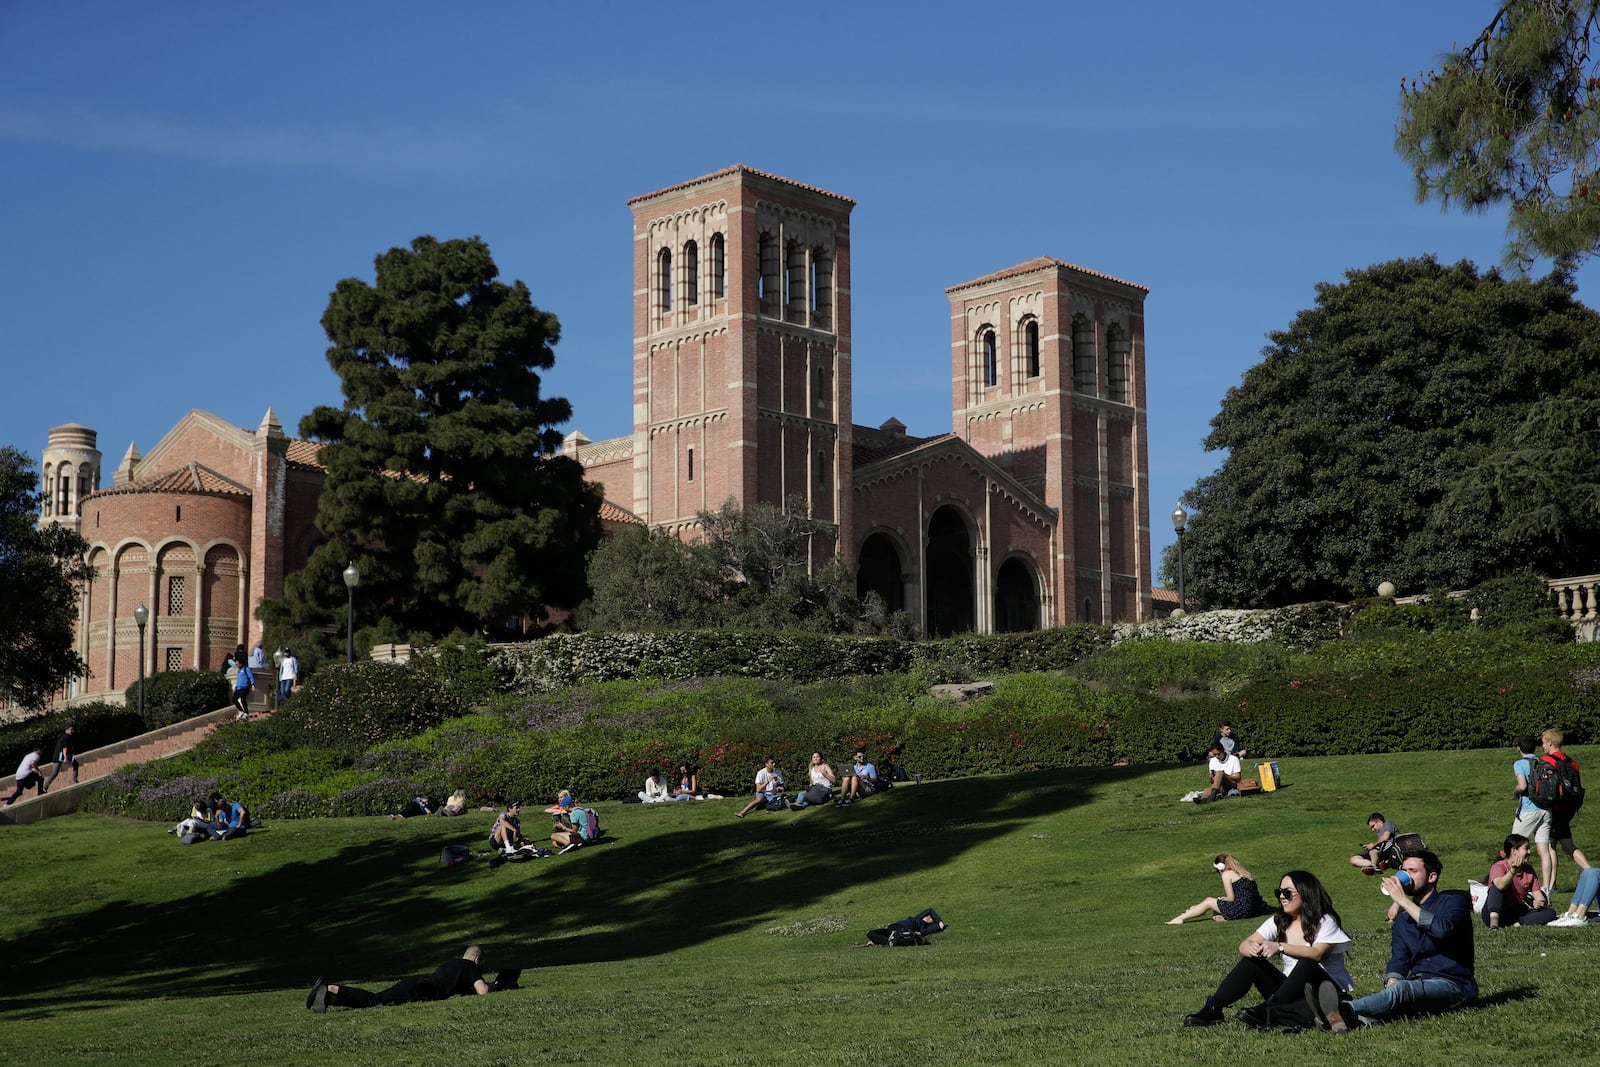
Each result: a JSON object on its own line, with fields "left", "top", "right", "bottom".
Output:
{"left": 2, "top": 2, "right": 1578, "bottom": 568}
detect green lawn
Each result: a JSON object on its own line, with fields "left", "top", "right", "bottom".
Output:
{"left": 5, "top": 748, "right": 1600, "bottom": 1065}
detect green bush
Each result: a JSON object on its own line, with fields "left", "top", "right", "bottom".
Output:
{"left": 1467, "top": 573, "right": 1558, "bottom": 628}
{"left": 1349, "top": 603, "right": 1440, "bottom": 634}
{"left": 123, "top": 669, "right": 231, "bottom": 729}
{"left": 273, "top": 660, "right": 469, "bottom": 754}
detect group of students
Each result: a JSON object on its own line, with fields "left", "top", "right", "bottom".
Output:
{"left": 487, "top": 791, "right": 598, "bottom": 857}
{"left": 3, "top": 724, "right": 80, "bottom": 807}
{"left": 734, "top": 750, "right": 896, "bottom": 818}
{"left": 636, "top": 764, "right": 712, "bottom": 803}
{"left": 171, "top": 793, "right": 254, "bottom": 842}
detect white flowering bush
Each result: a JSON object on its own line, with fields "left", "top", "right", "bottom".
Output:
{"left": 1112, "top": 603, "right": 1344, "bottom": 652}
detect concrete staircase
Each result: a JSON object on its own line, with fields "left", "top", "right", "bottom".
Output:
{"left": 0, "top": 706, "right": 250, "bottom": 826}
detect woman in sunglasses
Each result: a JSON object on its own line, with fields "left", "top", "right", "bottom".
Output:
{"left": 1182, "top": 870, "right": 1355, "bottom": 1029}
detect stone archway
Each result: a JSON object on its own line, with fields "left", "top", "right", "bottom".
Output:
{"left": 856, "top": 532, "right": 905, "bottom": 612}
{"left": 926, "top": 506, "right": 974, "bottom": 636}
{"left": 995, "top": 557, "right": 1039, "bottom": 633}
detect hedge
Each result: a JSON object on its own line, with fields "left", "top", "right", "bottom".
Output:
{"left": 0, "top": 701, "right": 147, "bottom": 767}
{"left": 124, "top": 669, "right": 231, "bottom": 730}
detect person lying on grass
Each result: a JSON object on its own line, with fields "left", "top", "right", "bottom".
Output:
{"left": 1183, "top": 869, "right": 1354, "bottom": 1029}
{"left": 1167, "top": 853, "right": 1267, "bottom": 925}
{"left": 307, "top": 945, "right": 489, "bottom": 1012}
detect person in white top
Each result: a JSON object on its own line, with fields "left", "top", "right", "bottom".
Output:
{"left": 1182, "top": 870, "right": 1355, "bottom": 1029}
{"left": 278, "top": 648, "right": 300, "bottom": 704}
{"left": 1198, "top": 745, "right": 1243, "bottom": 803}
{"left": 638, "top": 771, "right": 670, "bottom": 803}
{"left": 735, "top": 757, "right": 785, "bottom": 818}
{"left": 4, "top": 745, "right": 49, "bottom": 806}
{"left": 794, "top": 752, "right": 837, "bottom": 808}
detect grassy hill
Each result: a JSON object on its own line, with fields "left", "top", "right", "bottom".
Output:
{"left": 5, "top": 746, "right": 1600, "bottom": 1064}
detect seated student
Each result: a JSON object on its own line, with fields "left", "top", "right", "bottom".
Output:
{"left": 489, "top": 801, "right": 530, "bottom": 853}
{"left": 211, "top": 793, "right": 251, "bottom": 839}
{"left": 1167, "top": 854, "right": 1267, "bottom": 925}
{"left": 793, "top": 752, "right": 837, "bottom": 808}
{"left": 1196, "top": 745, "right": 1241, "bottom": 803}
{"left": 1348, "top": 812, "right": 1399, "bottom": 872}
{"left": 308, "top": 945, "right": 491, "bottom": 1011}
{"left": 172, "top": 799, "right": 222, "bottom": 840}
{"left": 638, "top": 770, "right": 670, "bottom": 804}
{"left": 435, "top": 789, "right": 468, "bottom": 816}
{"left": 736, "top": 757, "right": 786, "bottom": 818}
{"left": 550, "top": 807, "right": 596, "bottom": 853}
{"left": 388, "top": 795, "right": 434, "bottom": 820}
{"left": 670, "top": 763, "right": 699, "bottom": 801}
{"left": 1483, "top": 833, "right": 1556, "bottom": 928}
{"left": 836, "top": 751, "right": 879, "bottom": 807}
{"left": 1551, "top": 865, "right": 1600, "bottom": 926}
{"left": 1209, "top": 720, "right": 1248, "bottom": 761}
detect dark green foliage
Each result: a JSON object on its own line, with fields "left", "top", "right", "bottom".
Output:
{"left": 0, "top": 446, "right": 95, "bottom": 709}
{"left": 585, "top": 497, "right": 915, "bottom": 635}
{"left": 410, "top": 635, "right": 500, "bottom": 706}
{"left": 0, "top": 700, "right": 144, "bottom": 766}
{"left": 1397, "top": 1, "right": 1600, "bottom": 270}
{"left": 123, "top": 669, "right": 230, "bottom": 730}
{"left": 259, "top": 235, "right": 603, "bottom": 654}
{"left": 272, "top": 660, "right": 469, "bottom": 754}
{"left": 1349, "top": 603, "right": 1441, "bottom": 634}
{"left": 1465, "top": 572, "right": 1561, "bottom": 626}
{"left": 1171, "top": 258, "right": 1600, "bottom": 606}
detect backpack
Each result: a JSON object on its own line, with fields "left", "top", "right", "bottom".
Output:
{"left": 766, "top": 794, "right": 789, "bottom": 812}
{"left": 570, "top": 806, "right": 601, "bottom": 842}
{"left": 1529, "top": 754, "right": 1585, "bottom": 812}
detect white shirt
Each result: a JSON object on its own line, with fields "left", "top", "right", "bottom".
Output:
{"left": 16, "top": 752, "right": 43, "bottom": 778}
{"left": 755, "top": 768, "right": 783, "bottom": 792}
{"left": 1252, "top": 914, "right": 1354, "bottom": 991}
{"left": 279, "top": 655, "right": 299, "bottom": 682}
{"left": 1209, "top": 753, "right": 1242, "bottom": 776}
{"left": 641, "top": 776, "right": 669, "bottom": 802}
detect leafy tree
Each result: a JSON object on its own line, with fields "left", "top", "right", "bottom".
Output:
{"left": 586, "top": 497, "right": 914, "bottom": 635}
{"left": 1167, "top": 257, "right": 1600, "bottom": 608}
{"left": 0, "top": 447, "right": 94, "bottom": 709}
{"left": 1397, "top": 1, "right": 1600, "bottom": 269}
{"left": 261, "top": 237, "right": 603, "bottom": 657}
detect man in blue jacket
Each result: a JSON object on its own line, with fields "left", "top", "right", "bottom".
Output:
{"left": 1309, "top": 849, "right": 1475, "bottom": 1030}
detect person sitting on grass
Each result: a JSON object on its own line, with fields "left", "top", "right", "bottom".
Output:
{"left": 1307, "top": 849, "right": 1475, "bottom": 1031}
{"left": 836, "top": 750, "right": 878, "bottom": 806}
{"left": 1348, "top": 812, "right": 1398, "bottom": 872}
{"left": 1550, "top": 865, "right": 1600, "bottom": 926}
{"left": 1209, "top": 720, "right": 1248, "bottom": 761}
{"left": 736, "top": 756, "right": 786, "bottom": 818}
{"left": 1196, "top": 744, "right": 1241, "bottom": 803}
{"left": 670, "top": 763, "right": 699, "bottom": 801}
{"left": 210, "top": 793, "right": 252, "bottom": 839}
{"left": 1167, "top": 853, "right": 1267, "bottom": 925}
{"left": 1182, "top": 870, "right": 1354, "bottom": 1029}
{"left": 639, "top": 769, "right": 670, "bottom": 804}
{"left": 388, "top": 795, "right": 433, "bottom": 820}
{"left": 489, "top": 801, "right": 529, "bottom": 853}
{"left": 307, "top": 945, "right": 490, "bottom": 1012}
{"left": 1483, "top": 833, "right": 1556, "bottom": 928}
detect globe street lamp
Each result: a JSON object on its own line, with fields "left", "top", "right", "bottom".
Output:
{"left": 1171, "top": 505, "right": 1189, "bottom": 614}
{"left": 272, "top": 648, "right": 284, "bottom": 710}
{"left": 133, "top": 603, "right": 149, "bottom": 721}
{"left": 343, "top": 562, "right": 360, "bottom": 664}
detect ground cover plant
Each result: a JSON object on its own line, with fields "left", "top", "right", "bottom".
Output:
{"left": 7, "top": 747, "right": 1600, "bottom": 1064}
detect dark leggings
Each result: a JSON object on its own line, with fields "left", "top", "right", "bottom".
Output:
{"left": 1206, "top": 956, "right": 1334, "bottom": 1025}
{"left": 332, "top": 976, "right": 433, "bottom": 1009}
{"left": 1482, "top": 884, "right": 1557, "bottom": 927}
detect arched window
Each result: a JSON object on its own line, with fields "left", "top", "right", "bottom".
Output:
{"left": 687, "top": 446, "right": 694, "bottom": 482}
{"left": 811, "top": 247, "right": 834, "bottom": 327}
{"left": 1023, "top": 318, "right": 1040, "bottom": 378}
{"left": 982, "top": 328, "right": 998, "bottom": 388}
{"left": 758, "top": 232, "right": 780, "bottom": 314}
{"left": 817, "top": 449, "right": 828, "bottom": 489}
{"left": 785, "top": 239, "right": 806, "bottom": 318}
{"left": 1106, "top": 324, "right": 1130, "bottom": 403}
{"left": 658, "top": 248, "right": 673, "bottom": 312}
{"left": 683, "top": 240, "right": 699, "bottom": 307}
{"left": 55, "top": 463, "right": 72, "bottom": 516}
{"left": 1072, "top": 315, "right": 1096, "bottom": 394}
{"left": 709, "top": 234, "right": 726, "bottom": 299}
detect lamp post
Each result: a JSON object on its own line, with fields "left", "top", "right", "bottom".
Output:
{"left": 272, "top": 648, "right": 284, "bottom": 710}
{"left": 343, "top": 562, "right": 360, "bottom": 664}
{"left": 133, "top": 604, "right": 149, "bottom": 720}
{"left": 1171, "top": 505, "right": 1189, "bottom": 614}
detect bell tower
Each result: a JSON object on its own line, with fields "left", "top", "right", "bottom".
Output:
{"left": 626, "top": 166, "right": 855, "bottom": 555}
{"left": 38, "top": 423, "right": 103, "bottom": 535}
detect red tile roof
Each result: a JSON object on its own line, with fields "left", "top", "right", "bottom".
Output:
{"left": 92, "top": 462, "right": 249, "bottom": 498}
{"left": 627, "top": 164, "right": 855, "bottom": 207}
{"left": 946, "top": 256, "right": 1148, "bottom": 295}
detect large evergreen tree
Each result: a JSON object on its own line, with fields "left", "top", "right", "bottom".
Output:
{"left": 1169, "top": 257, "right": 1600, "bottom": 608}
{"left": 1397, "top": 1, "right": 1600, "bottom": 269}
{"left": 262, "top": 236, "right": 602, "bottom": 656}
{"left": 0, "top": 447, "right": 94, "bottom": 708}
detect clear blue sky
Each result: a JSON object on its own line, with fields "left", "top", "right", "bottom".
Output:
{"left": 2, "top": 2, "right": 1579, "bottom": 570}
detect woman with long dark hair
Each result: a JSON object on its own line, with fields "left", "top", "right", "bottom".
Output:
{"left": 1182, "top": 870, "right": 1355, "bottom": 1029}
{"left": 1483, "top": 833, "right": 1556, "bottom": 928}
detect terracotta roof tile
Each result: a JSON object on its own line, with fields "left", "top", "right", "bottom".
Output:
{"left": 628, "top": 164, "right": 855, "bottom": 207}
{"left": 91, "top": 462, "right": 249, "bottom": 499}
{"left": 285, "top": 439, "right": 323, "bottom": 469}
{"left": 946, "top": 256, "right": 1148, "bottom": 295}
{"left": 600, "top": 499, "right": 643, "bottom": 525}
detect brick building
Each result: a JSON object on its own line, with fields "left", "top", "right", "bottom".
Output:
{"left": 35, "top": 163, "right": 1153, "bottom": 706}
{"left": 573, "top": 165, "right": 1154, "bottom": 633}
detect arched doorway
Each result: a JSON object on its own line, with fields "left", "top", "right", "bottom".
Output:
{"left": 926, "top": 507, "right": 974, "bottom": 636}
{"left": 995, "top": 557, "right": 1039, "bottom": 632}
{"left": 856, "top": 532, "right": 905, "bottom": 612}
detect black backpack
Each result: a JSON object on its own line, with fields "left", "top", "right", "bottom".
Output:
{"left": 1529, "top": 754, "right": 1585, "bottom": 812}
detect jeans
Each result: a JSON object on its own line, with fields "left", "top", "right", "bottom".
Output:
{"left": 1349, "top": 976, "right": 1473, "bottom": 1024}
{"left": 278, "top": 679, "right": 293, "bottom": 702}
{"left": 1571, "top": 866, "right": 1600, "bottom": 910}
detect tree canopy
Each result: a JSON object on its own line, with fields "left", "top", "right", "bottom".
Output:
{"left": 0, "top": 447, "right": 93, "bottom": 709}
{"left": 1168, "top": 256, "right": 1600, "bottom": 608}
{"left": 261, "top": 236, "right": 602, "bottom": 658}
{"left": 585, "top": 497, "right": 915, "bottom": 636}
{"left": 1398, "top": 1, "right": 1600, "bottom": 269}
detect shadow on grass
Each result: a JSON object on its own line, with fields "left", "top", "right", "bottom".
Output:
{"left": 2, "top": 763, "right": 1168, "bottom": 1014}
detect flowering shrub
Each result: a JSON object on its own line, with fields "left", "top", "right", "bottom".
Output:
{"left": 274, "top": 660, "right": 469, "bottom": 753}
{"left": 1112, "top": 603, "right": 1345, "bottom": 652}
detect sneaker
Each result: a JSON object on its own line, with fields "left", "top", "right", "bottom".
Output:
{"left": 560, "top": 842, "right": 580, "bottom": 854}
{"left": 1361, "top": 866, "right": 1381, "bottom": 876}
{"left": 1226, "top": 789, "right": 1241, "bottom": 797}
{"left": 1182, "top": 1009, "right": 1223, "bottom": 1027}
{"left": 1550, "top": 913, "right": 1585, "bottom": 927}
{"left": 309, "top": 977, "right": 329, "bottom": 1014}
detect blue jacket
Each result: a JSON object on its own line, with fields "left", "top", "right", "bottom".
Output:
{"left": 1385, "top": 888, "right": 1476, "bottom": 998}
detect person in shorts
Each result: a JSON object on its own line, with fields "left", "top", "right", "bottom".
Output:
{"left": 1542, "top": 729, "right": 1591, "bottom": 892}
{"left": 1511, "top": 735, "right": 1555, "bottom": 890}
{"left": 837, "top": 751, "right": 879, "bottom": 806}
{"left": 1348, "top": 813, "right": 1397, "bottom": 872}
